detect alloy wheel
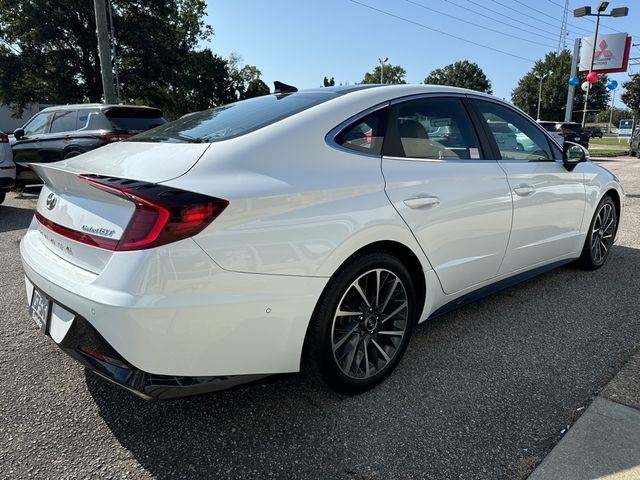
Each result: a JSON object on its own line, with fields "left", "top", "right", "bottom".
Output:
{"left": 331, "top": 268, "right": 409, "bottom": 379}
{"left": 590, "top": 202, "right": 616, "bottom": 265}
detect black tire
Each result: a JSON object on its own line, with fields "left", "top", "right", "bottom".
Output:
{"left": 0, "top": 192, "right": 5, "bottom": 205}
{"left": 303, "top": 251, "right": 416, "bottom": 394}
{"left": 63, "top": 149, "right": 84, "bottom": 159}
{"left": 577, "top": 195, "right": 617, "bottom": 270}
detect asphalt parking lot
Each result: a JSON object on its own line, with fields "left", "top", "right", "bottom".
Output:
{"left": 1, "top": 157, "right": 640, "bottom": 480}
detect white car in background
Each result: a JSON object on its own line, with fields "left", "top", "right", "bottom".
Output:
{"left": 20, "top": 84, "right": 624, "bottom": 399}
{"left": 0, "top": 131, "right": 16, "bottom": 204}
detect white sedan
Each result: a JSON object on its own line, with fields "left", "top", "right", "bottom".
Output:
{"left": 20, "top": 84, "right": 623, "bottom": 399}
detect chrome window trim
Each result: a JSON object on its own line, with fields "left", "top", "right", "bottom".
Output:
{"left": 325, "top": 101, "right": 391, "bottom": 159}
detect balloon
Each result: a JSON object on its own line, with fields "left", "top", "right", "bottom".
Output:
{"left": 607, "top": 80, "right": 618, "bottom": 90}
{"left": 581, "top": 81, "right": 590, "bottom": 91}
{"left": 586, "top": 71, "right": 599, "bottom": 83}
{"left": 568, "top": 76, "right": 580, "bottom": 86}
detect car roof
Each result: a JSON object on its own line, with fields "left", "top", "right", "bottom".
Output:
{"left": 39, "top": 104, "right": 161, "bottom": 112}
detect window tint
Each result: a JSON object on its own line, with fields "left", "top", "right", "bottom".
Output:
{"left": 476, "top": 101, "right": 552, "bottom": 161}
{"left": 386, "top": 97, "right": 481, "bottom": 160}
{"left": 131, "top": 93, "right": 337, "bottom": 143}
{"left": 106, "top": 108, "right": 166, "bottom": 132}
{"left": 335, "top": 107, "right": 388, "bottom": 155}
{"left": 50, "top": 110, "right": 78, "bottom": 133}
{"left": 24, "top": 112, "right": 54, "bottom": 136}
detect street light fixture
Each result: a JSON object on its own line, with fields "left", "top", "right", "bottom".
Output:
{"left": 573, "top": 2, "right": 628, "bottom": 127}
{"left": 536, "top": 71, "right": 553, "bottom": 121}
{"left": 378, "top": 57, "right": 388, "bottom": 84}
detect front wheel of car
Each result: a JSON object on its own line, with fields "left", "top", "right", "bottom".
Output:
{"left": 578, "top": 195, "right": 617, "bottom": 270}
{"left": 304, "top": 252, "right": 416, "bottom": 394}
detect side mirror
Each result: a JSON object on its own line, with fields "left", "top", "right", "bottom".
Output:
{"left": 563, "top": 141, "right": 588, "bottom": 170}
{"left": 13, "top": 128, "right": 24, "bottom": 140}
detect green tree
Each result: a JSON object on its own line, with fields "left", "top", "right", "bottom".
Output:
{"left": 621, "top": 73, "right": 640, "bottom": 116}
{"left": 323, "top": 76, "right": 335, "bottom": 87}
{"left": 244, "top": 79, "right": 270, "bottom": 99}
{"left": 424, "top": 60, "right": 492, "bottom": 93}
{"left": 594, "top": 107, "right": 634, "bottom": 127}
{"left": 361, "top": 64, "right": 407, "bottom": 84}
{"left": 512, "top": 50, "right": 609, "bottom": 122}
{"left": 227, "top": 53, "right": 266, "bottom": 100}
{"left": 0, "top": 0, "right": 235, "bottom": 119}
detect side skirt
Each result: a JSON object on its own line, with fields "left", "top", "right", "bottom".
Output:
{"left": 427, "top": 259, "right": 573, "bottom": 320}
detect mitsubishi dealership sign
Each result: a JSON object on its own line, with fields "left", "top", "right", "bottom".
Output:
{"left": 579, "top": 33, "right": 632, "bottom": 73}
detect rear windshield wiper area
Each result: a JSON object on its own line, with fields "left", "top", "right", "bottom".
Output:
{"left": 129, "top": 132, "right": 203, "bottom": 143}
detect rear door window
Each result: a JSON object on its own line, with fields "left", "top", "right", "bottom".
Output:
{"left": 335, "top": 107, "right": 388, "bottom": 155}
{"left": 50, "top": 110, "right": 78, "bottom": 133}
{"left": 105, "top": 108, "right": 166, "bottom": 133}
{"left": 384, "top": 97, "right": 482, "bottom": 160}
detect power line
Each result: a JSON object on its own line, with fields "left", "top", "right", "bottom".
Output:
{"left": 546, "top": 0, "right": 640, "bottom": 38}
{"left": 511, "top": 0, "right": 593, "bottom": 34}
{"left": 405, "top": 0, "right": 557, "bottom": 49}
{"left": 489, "top": 0, "right": 589, "bottom": 37}
{"left": 444, "top": 0, "right": 563, "bottom": 44}
{"left": 463, "top": 0, "right": 569, "bottom": 40}
{"left": 348, "top": 0, "right": 535, "bottom": 63}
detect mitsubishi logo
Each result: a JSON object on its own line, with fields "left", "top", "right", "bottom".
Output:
{"left": 45, "top": 192, "right": 57, "bottom": 210}
{"left": 594, "top": 40, "right": 612, "bottom": 59}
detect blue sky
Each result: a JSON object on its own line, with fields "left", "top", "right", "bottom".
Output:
{"left": 205, "top": 0, "right": 639, "bottom": 102}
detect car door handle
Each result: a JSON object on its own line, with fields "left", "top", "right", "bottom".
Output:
{"left": 513, "top": 184, "right": 536, "bottom": 197}
{"left": 403, "top": 195, "right": 440, "bottom": 209}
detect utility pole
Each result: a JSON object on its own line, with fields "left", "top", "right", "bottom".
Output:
{"left": 565, "top": 38, "right": 581, "bottom": 122}
{"left": 557, "top": 0, "right": 570, "bottom": 52}
{"left": 94, "top": 0, "right": 117, "bottom": 104}
{"left": 582, "top": 11, "right": 601, "bottom": 127}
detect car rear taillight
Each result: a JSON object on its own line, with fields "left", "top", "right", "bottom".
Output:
{"left": 76, "top": 174, "right": 228, "bottom": 251}
{"left": 99, "top": 132, "right": 136, "bottom": 142}
{"left": 0, "top": 132, "right": 8, "bottom": 143}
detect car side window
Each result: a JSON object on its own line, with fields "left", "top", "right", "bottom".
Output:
{"left": 50, "top": 110, "right": 78, "bottom": 134}
{"left": 475, "top": 100, "right": 552, "bottom": 161}
{"left": 335, "top": 107, "right": 388, "bottom": 155}
{"left": 23, "top": 112, "right": 54, "bottom": 136}
{"left": 384, "top": 97, "right": 482, "bottom": 160}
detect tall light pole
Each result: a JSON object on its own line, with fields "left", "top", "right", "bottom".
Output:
{"left": 574, "top": 2, "right": 628, "bottom": 127}
{"left": 378, "top": 57, "right": 388, "bottom": 84}
{"left": 536, "top": 71, "right": 552, "bottom": 121}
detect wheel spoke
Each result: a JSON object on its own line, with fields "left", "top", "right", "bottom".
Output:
{"left": 363, "top": 337, "right": 370, "bottom": 377}
{"left": 371, "top": 339, "right": 391, "bottom": 363}
{"left": 335, "top": 309, "right": 363, "bottom": 317}
{"left": 333, "top": 324, "right": 359, "bottom": 351}
{"left": 378, "top": 330, "right": 403, "bottom": 336}
{"left": 380, "top": 301, "right": 408, "bottom": 324}
{"left": 353, "top": 282, "right": 371, "bottom": 308}
{"left": 375, "top": 269, "right": 381, "bottom": 307}
{"left": 379, "top": 277, "right": 399, "bottom": 313}
{"left": 343, "top": 337, "right": 360, "bottom": 372}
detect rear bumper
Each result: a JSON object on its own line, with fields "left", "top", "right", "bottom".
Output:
{"left": 30, "top": 292, "right": 267, "bottom": 400}
{"left": 20, "top": 224, "right": 327, "bottom": 396}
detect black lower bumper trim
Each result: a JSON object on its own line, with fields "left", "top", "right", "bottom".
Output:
{"left": 54, "top": 305, "right": 268, "bottom": 400}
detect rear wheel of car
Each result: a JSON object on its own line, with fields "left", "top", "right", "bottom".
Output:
{"left": 304, "top": 252, "right": 416, "bottom": 394}
{"left": 578, "top": 195, "right": 617, "bottom": 270}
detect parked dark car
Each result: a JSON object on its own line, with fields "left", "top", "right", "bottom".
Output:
{"left": 631, "top": 127, "right": 640, "bottom": 157}
{"left": 538, "top": 121, "right": 590, "bottom": 149}
{"left": 584, "top": 126, "right": 603, "bottom": 138}
{"left": 11, "top": 104, "right": 166, "bottom": 186}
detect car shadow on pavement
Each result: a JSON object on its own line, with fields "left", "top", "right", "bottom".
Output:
{"left": 0, "top": 205, "right": 35, "bottom": 233}
{"left": 86, "top": 244, "right": 640, "bottom": 480}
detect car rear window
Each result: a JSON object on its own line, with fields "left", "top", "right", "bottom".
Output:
{"left": 130, "top": 92, "right": 338, "bottom": 144}
{"left": 559, "top": 123, "right": 582, "bottom": 132}
{"left": 538, "top": 122, "right": 558, "bottom": 132}
{"left": 106, "top": 108, "right": 166, "bottom": 132}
